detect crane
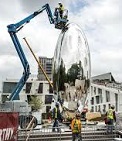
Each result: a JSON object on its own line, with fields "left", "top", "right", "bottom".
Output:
{"left": 7, "top": 3, "right": 68, "bottom": 101}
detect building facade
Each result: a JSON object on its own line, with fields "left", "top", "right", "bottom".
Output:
{"left": 37, "top": 57, "right": 53, "bottom": 81}
{"left": 87, "top": 73, "right": 122, "bottom": 114}
{"left": 1, "top": 72, "right": 122, "bottom": 117}
{"left": 1, "top": 78, "right": 53, "bottom": 118}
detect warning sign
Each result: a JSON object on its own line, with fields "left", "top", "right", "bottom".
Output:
{"left": 0, "top": 112, "right": 18, "bottom": 141}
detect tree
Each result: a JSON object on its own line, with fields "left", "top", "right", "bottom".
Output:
{"left": 29, "top": 95, "right": 43, "bottom": 111}
{"left": 67, "top": 63, "right": 79, "bottom": 85}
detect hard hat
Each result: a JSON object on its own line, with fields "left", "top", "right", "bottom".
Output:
{"left": 76, "top": 113, "right": 81, "bottom": 118}
{"left": 111, "top": 105, "right": 115, "bottom": 109}
{"left": 55, "top": 102, "right": 59, "bottom": 107}
{"left": 58, "top": 2, "right": 62, "bottom": 5}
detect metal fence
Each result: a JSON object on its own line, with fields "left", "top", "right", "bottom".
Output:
{"left": 18, "top": 121, "right": 121, "bottom": 141}
{"left": 18, "top": 126, "right": 62, "bottom": 141}
{"left": 17, "top": 114, "right": 122, "bottom": 141}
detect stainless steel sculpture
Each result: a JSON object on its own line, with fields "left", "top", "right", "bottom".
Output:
{"left": 53, "top": 23, "right": 91, "bottom": 112}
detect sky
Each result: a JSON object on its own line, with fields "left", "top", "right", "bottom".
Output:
{"left": 0, "top": 0, "right": 122, "bottom": 90}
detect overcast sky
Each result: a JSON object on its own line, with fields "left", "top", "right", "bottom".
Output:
{"left": 0, "top": 0, "right": 122, "bottom": 90}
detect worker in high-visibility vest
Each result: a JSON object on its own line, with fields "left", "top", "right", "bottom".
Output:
{"left": 58, "top": 2, "right": 64, "bottom": 18}
{"left": 106, "top": 105, "right": 116, "bottom": 133}
{"left": 52, "top": 102, "right": 61, "bottom": 132}
{"left": 71, "top": 113, "right": 82, "bottom": 141}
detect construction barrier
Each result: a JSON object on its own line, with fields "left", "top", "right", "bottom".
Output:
{"left": 19, "top": 126, "right": 62, "bottom": 141}
{"left": 18, "top": 124, "right": 119, "bottom": 141}
{"left": 0, "top": 112, "right": 19, "bottom": 141}
{"left": 19, "top": 115, "right": 38, "bottom": 129}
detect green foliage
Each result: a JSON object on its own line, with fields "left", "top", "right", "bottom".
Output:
{"left": 29, "top": 96, "right": 43, "bottom": 111}
{"left": 67, "top": 63, "right": 79, "bottom": 85}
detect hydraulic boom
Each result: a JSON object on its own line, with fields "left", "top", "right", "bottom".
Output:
{"left": 7, "top": 3, "right": 68, "bottom": 101}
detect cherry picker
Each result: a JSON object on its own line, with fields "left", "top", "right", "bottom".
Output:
{"left": 0, "top": 3, "right": 68, "bottom": 129}
{"left": 7, "top": 3, "right": 68, "bottom": 101}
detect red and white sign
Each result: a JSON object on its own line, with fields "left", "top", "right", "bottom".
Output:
{"left": 0, "top": 112, "right": 19, "bottom": 141}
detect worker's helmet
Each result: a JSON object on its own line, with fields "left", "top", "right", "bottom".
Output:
{"left": 76, "top": 113, "right": 81, "bottom": 118}
{"left": 55, "top": 102, "right": 59, "bottom": 107}
{"left": 58, "top": 2, "right": 62, "bottom": 6}
{"left": 111, "top": 105, "right": 115, "bottom": 109}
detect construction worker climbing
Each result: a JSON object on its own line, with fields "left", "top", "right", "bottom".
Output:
{"left": 71, "top": 113, "right": 82, "bottom": 141}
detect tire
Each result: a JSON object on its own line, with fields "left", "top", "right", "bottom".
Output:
{"left": 19, "top": 115, "right": 37, "bottom": 129}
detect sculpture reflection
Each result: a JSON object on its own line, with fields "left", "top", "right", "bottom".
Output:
{"left": 53, "top": 23, "right": 91, "bottom": 111}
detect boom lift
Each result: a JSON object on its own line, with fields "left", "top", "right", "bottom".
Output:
{"left": 0, "top": 3, "right": 68, "bottom": 129}
{"left": 7, "top": 3, "right": 68, "bottom": 101}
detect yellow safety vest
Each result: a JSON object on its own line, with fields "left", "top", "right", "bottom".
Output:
{"left": 107, "top": 109, "right": 113, "bottom": 119}
{"left": 54, "top": 108, "right": 57, "bottom": 118}
{"left": 59, "top": 5, "right": 64, "bottom": 11}
{"left": 72, "top": 119, "right": 81, "bottom": 133}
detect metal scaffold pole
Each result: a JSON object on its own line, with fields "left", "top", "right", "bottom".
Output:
{"left": 23, "top": 37, "right": 53, "bottom": 89}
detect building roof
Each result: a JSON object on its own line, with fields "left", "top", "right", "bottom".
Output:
{"left": 92, "top": 72, "right": 115, "bottom": 82}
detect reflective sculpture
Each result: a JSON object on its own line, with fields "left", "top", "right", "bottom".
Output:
{"left": 53, "top": 23, "right": 91, "bottom": 111}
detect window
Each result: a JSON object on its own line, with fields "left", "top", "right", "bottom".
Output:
{"left": 100, "top": 94, "right": 103, "bottom": 103}
{"left": 26, "top": 83, "right": 32, "bottom": 93}
{"left": 27, "top": 95, "right": 31, "bottom": 103}
{"left": 103, "top": 104, "right": 106, "bottom": 113}
{"left": 38, "top": 83, "right": 43, "bottom": 93}
{"left": 115, "top": 93, "right": 118, "bottom": 111}
{"left": 106, "top": 91, "right": 110, "bottom": 102}
{"left": 49, "top": 84, "right": 53, "bottom": 93}
{"left": 91, "top": 86, "right": 93, "bottom": 96}
{"left": 96, "top": 96, "right": 100, "bottom": 104}
{"left": 45, "top": 95, "right": 53, "bottom": 104}
{"left": 91, "top": 106, "right": 94, "bottom": 112}
{"left": 95, "top": 106, "right": 97, "bottom": 112}
{"left": 3, "top": 82, "right": 17, "bottom": 93}
{"left": 94, "top": 87, "right": 96, "bottom": 95}
{"left": 91, "top": 97, "right": 94, "bottom": 105}
{"left": 98, "top": 88, "right": 102, "bottom": 94}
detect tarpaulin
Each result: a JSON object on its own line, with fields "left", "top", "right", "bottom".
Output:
{"left": 0, "top": 112, "right": 19, "bottom": 141}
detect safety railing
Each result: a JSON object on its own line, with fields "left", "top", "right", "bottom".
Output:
{"left": 18, "top": 126, "right": 62, "bottom": 141}
{"left": 18, "top": 122, "right": 122, "bottom": 141}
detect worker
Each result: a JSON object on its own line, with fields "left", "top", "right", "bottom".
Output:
{"left": 106, "top": 105, "right": 116, "bottom": 133}
{"left": 71, "top": 113, "right": 82, "bottom": 141}
{"left": 58, "top": 2, "right": 64, "bottom": 18}
{"left": 52, "top": 102, "right": 61, "bottom": 132}
{"left": 81, "top": 107, "right": 88, "bottom": 122}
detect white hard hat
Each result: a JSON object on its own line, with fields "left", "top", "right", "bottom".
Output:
{"left": 55, "top": 102, "right": 59, "bottom": 106}
{"left": 111, "top": 105, "right": 115, "bottom": 109}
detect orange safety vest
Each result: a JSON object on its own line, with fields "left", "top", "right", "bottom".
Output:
{"left": 71, "top": 118, "right": 82, "bottom": 133}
